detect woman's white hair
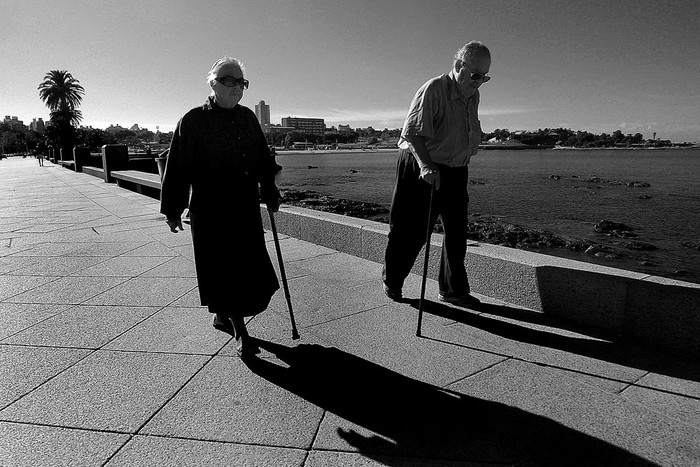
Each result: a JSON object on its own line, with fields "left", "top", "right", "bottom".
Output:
{"left": 206, "top": 56, "right": 246, "bottom": 86}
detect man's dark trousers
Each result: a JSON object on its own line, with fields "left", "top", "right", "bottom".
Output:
{"left": 382, "top": 148, "right": 470, "bottom": 295}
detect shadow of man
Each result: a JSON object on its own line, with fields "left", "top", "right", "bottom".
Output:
{"left": 409, "top": 298, "right": 700, "bottom": 385}
{"left": 245, "top": 340, "right": 656, "bottom": 466}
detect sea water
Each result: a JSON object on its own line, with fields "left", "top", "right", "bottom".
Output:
{"left": 275, "top": 148, "right": 700, "bottom": 283}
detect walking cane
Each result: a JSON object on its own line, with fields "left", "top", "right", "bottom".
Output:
{"left": 416, "top": 186, "right": 435, "bottom": 337}
{"left": 268, "top": 209, "right": 300, "bottom": 340}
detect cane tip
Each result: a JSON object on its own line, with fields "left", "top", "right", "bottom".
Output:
{"left": 292, "top": 331, "right": 300, "bottom": 340}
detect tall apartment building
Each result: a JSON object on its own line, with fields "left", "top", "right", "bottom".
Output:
{"left": 3, "top": 116, "right": 25, "bottom": 129}
{"left": 30, "top": 118, "right": 45, "bottom": 133}
{"left": 255, "top": 100, "right": 270, "bottom": 128}
{"left": 281, "top": 116, "right": 325, "bottom": 135}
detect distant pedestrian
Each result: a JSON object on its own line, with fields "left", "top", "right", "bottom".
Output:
{"left": 37, "top": 152, "right": 44, "bottom": 167}
{"left": 382, "top": 41, "right": 491, "bottom": 308}
{"left": 160, "top": 56, "right": 282, "bottom": 357}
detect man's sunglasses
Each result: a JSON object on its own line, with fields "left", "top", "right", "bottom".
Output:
{"left": 215, "top": 76, "right": 249, "bottom": 89}
{"left": 462, "top": 62, "right": 491, "bottom": 83}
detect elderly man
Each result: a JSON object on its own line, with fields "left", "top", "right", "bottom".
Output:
{"left": 382, "top": 41, "right": 491, "bottom": 308}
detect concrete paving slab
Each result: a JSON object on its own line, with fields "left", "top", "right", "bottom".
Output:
{"left": 105, "top": 435, "right": 307, "bottom": 466}
{"left": 307, "top": 304, "right": 506, "bottom": 387}
{"left": 0, "top": 302, "right": 70, "bottom": 340}
{"left": 141, "top": 230, "right": 194, "bottom": 248}
{"left": 448, "top": 358, "right": 700, "bottom": 466}
{"left": 265, "top": 244, "right": 311, "bottom": 281}
{"left": 0, "top": 275, "right": 57, "bottom": 301}
{"left": 0, "top": 256, "right": 42, "bottom": 274}
{"left": 14, "top": 223, "right": 74, "bottom": 233}
{"left": 119, "top": 242, "right": 180, "bottom": 257}
{"left": 416, "top": 298, "right": 655, "bottom": 393}
{"left": 292, "top": 252, "right": 381, "bottom": 288}
{"left": 305, "top": 451, "right": 486, "bottom": 466}
{"left": 111, "top": 207, "right": 158, "bottom": 218}
{"left": 0, "top": 345, "right": 91, "bottom": 408}
{"left": 242, "top": 342, "right": 518, "bottom": 463}
{"left": 140, "top": 256, "right": 197, "bottom": 277}
{"left": 104, "top": 307, "right": 231, "bottom": 355}
{"left": 169, "top": 287, "right": 204, "bottom": 307}
{"left": 621, "top": 372, "right": 700, "bottom": 429}
{"left": 9, "top": 256, "right": 108, "bottom": 276}
{"left": 11, "top": 241, "right": 148, "bottom": 257}
{"left": 141, "top": 356, "right": 324, "bottom": 447}
{"left": 70, "top": 256, "right": 171, "bottom": 277}
{"left": 0, "top": 350, "right": 208, "bottom": 433}
{"left": 268, "top": 276, "right": 384, "bottom": 328}
{"left": 0, "top": 241, "right": 39, "bottom": 258}
{"left": 2, "top": 305, "right": 159, "bottom": 349}
{"left": 0, "top": 421, "right": 129, "bottom": 467}
{"left": 171, "top": 245, "right": 196, "bottom": 260}
{"left": 83, "top": 276, "right": 198, "bottom": 307}
{"left": 272, "top": 236, "right": 337, "bottom": 262}
{"left": 7, "top": 276, "right": 128, "bottom": 305}
{"left": 73, "top": 215, "right": 128, "bottom": 231}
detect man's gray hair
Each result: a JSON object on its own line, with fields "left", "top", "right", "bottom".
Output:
{"left": 454, "top": 41, "right": 490, "bottom": 65}
{"left": 206, "top": 56, "right": 246, "bottom": 86}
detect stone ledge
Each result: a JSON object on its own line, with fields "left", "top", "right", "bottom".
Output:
{"left": 81, "top": 166, "right": 104, "bottom": 179}
{"left": 262, "top": 204, "right": 700, "bottom": 358}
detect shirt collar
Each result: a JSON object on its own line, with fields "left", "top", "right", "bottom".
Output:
{"left": 447, "top": 69, "right": 476, "bottom": 103}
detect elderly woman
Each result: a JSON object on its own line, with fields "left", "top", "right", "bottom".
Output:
{"left": 160, "top": 57, "right": 281, "bottom": 356}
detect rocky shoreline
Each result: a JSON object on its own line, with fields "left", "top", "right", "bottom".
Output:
{"left": 280, "top": 188, "right": 697, "bottom": 281}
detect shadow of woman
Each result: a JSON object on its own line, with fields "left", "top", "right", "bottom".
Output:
{"left": 245, "top": 340, "right": 656, "bottom": 466}
{"left": 410, "top": 298, "right": 700, "bottom": 386}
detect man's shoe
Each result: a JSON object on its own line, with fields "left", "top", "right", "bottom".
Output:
{"left": 383, "top": 282, "right": 403, "bottom": 301}
{"left": 438, "top": 292, "right": 481, "bottom": 309}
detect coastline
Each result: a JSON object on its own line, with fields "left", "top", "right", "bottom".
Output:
{"left": 279, "top": 187, "right": 699, "bottom": 284}
{"left": 275, "top": 146, "right": 700, "bottom": 156}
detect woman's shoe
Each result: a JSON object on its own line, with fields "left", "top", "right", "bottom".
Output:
{"left": 213, "top": 314, "right": 234, "bottom": 334}
{"left": 236, "top": 335, "right": 260, "bottom": 358}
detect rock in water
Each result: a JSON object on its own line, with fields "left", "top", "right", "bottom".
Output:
{"left": 624, "top": 241, "right": 658, "bottom": 251}
{"left": 594, "top": 220, "right": 633, "bottom": 233}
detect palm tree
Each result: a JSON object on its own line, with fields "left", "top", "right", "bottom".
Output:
{"left": 38, "top": 70, "right": 85, "bottom": 112}
{"left": 38, "top": 70, "right": 85, "bottom": 158}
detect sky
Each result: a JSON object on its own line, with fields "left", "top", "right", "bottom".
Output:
{"left": 2, "top": 0, "right": 699, "bottom": 142}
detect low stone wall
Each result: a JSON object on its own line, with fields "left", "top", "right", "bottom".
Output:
{"left": 262, "top": 205, "right": 700, "bottom": 358}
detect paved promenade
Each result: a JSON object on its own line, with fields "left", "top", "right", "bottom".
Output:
{"left": 1, "top": 157, "right": 698, "bottom": 466}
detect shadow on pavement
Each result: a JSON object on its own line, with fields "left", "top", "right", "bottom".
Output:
{"left": 411, "top": 299, "right": 700, "bottom": 386}
{"left": 246, "top": 340, "right": 656, "bottom": 466}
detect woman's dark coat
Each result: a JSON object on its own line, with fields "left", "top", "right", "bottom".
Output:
{"left": 160, "top": 98, "right": 279, "bottom": 316}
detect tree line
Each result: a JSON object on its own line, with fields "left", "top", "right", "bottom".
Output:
{"left": 481, "top": 128, "right": 671, "bottom": 148}
{"left": 265, "top": 127, "right": 401, "bottom": 147}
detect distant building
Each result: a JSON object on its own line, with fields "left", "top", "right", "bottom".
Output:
{"left": 3, "top": 116, "right": 26, "bottom": 129}
{"left": 266, "top": 124, "right": 296, "bottom": 135}
{"left": 281, "top": 116, "right": 325, "bottom": 135}
{"left": 30, "top": 118, "right": 45, "bottom": 133}
{"left": 105, "top": 124, "right": 127, "bottom": 133}
{"left": 338, "top": 124, "right": 353, "bottom": 133}
{"left": 255, "top": 100, "right": 270, "bottom": 129}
